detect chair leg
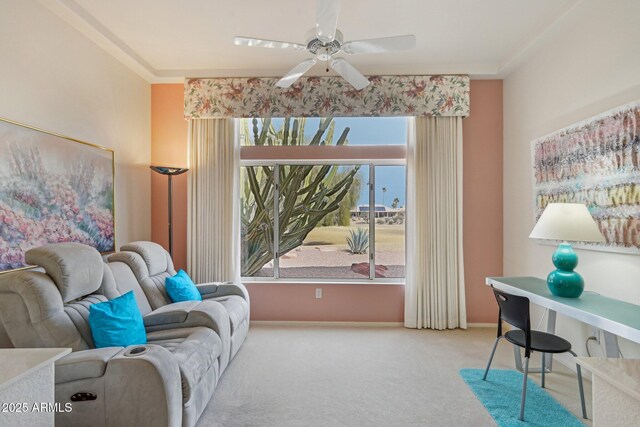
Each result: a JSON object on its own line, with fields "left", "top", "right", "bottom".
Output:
{"left": 519, "top": 357, "right": 529, "bottom": 422}
{"left": 483, "top": 337, "right": 501, "bottom": 381}
{"left": 541, "top": 353, "right": 546, "bottom": 388}
{"left": 576, "top": 363, "right": 587, "bottom": 419}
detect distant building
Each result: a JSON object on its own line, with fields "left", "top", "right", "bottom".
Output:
{"left": 351, "top": 205, "right": 404, "bottom": 219}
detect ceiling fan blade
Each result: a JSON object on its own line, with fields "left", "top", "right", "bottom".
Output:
{"left": 316, "top": 0, "right": 340, "bottom": 43}
{"left": 234, "top": 36, "right": 306, "bottom": 51}
{"left": 276, "top": 59, "right": 318, "bottom": 88}
{"left": 342, "top": 35, "right": 416, "bottom": 54}
{"left": 330, "top": 58, "right": 369, "bottom": 90}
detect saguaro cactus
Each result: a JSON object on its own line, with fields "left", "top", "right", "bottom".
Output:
{"left": 241, "top": 117, "right": 360, "bottom": 276}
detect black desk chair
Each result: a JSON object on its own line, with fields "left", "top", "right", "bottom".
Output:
{"left": 482, "top": 286, "right": 587, "bottom": 422}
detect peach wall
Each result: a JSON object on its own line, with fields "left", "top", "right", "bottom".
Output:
{"left": 247, "top": 283, "right": 404, "bottom": 322}
{"left": 150, "top": 81, "right": 502, "bottom": 323}
{"left": 151, "top": 84, "right": 188, "bottom": 270}
{"left": 462, "top": 80, "right": 504, "bottom": 323}
{"left": 151, "top": 84, "right": 188, "bottom": 168}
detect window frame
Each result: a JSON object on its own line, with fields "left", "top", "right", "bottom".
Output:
{"left": 239, "top": 119, "right": 407, "bottom": 285}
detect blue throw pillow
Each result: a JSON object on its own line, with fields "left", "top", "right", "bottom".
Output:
{"left": 165, "top": 269, "right": 202, "bottom": 303}
{"left": 89, "top": 291, "right": 147, "bottom": 348}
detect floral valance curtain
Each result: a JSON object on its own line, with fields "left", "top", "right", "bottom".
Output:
{"left": 184, "top": 75, "right": 470, "bottom": 119}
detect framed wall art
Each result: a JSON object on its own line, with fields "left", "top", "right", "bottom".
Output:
{"left": 532, "top": 101, "right": 640, "bottom": 253}
{"left": 0, "top": 117, "right": 115, "bottom": 272}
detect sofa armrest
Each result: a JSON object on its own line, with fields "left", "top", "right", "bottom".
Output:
{"left": 55, "top": 347, "right": 122, "bottom": 383}
{"left": 105, "top": 344, "right": 182, "bottom": 427}
{"left": 197, "top": 281, "right": 250, "bottom": 303}
{"left": 195, "top": 282, "right": 222, "bottom": 295}
{"left": 143, "top": 301, "right": 229, "bottom": 335}
{"left": 143, "top": 301, "right": 200, "bottom": 327}
{"left": 54, "top": 345, "right": 182, "bottom": 427}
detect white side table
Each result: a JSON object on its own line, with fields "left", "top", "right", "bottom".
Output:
{"left": 0, "top": 348, "right": 70, "bottom": 427}
{"left": 577, "top": 357, "right": 640, "bottom": 427}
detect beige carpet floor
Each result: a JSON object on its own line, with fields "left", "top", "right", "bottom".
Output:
{"left": 197, "top": 325, "right": 592, "bottom": 427}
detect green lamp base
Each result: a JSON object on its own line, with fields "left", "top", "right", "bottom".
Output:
{"left": 547, "top": 243, "right": 584, "bottom": 298}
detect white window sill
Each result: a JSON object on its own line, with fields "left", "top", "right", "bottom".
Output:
{"left": 241, "top": 277, "right": 405, "bottom": 286}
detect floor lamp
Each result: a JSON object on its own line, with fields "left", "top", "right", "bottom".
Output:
{"left": 150, "top": 166, "right": 188, "bottom": 257}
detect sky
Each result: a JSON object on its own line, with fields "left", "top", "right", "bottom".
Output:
{"left": 325, "top": 117, "right": 407, "bottom": 146}
{"left": 331, "top": 117, "right": 407, "bottom": 208}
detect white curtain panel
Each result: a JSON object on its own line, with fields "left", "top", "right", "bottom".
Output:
{"left": 187, "top": 118, "right": 241, "bottom": 283}
{"left": 405, "top": 116, "right": 467, "bottom": 330}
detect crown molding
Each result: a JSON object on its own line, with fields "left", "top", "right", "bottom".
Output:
{"left": 157, "top": 62, "right": 500, "bottom": 81}
{"left": 39, "top": 0, "right": 584, "bottom": 83}
{"left": 38, "top": 0, "right": 159, "bottom": 82}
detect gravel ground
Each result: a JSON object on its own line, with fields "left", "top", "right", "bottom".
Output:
{"left": 280, "top": 245, "right": 405, "bottom": 267}
{"left": 253, "top": 245, "right": 405, "bottom": 278}
{"left": 255, "top": 266, "right": 405, "bottom": 279}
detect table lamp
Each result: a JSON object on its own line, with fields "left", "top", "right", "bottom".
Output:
{"left": 150, "top": 166, "right": 188, "bottom": 257}
{"left": 529, "top": 203, "right": 605, "bottom": 298}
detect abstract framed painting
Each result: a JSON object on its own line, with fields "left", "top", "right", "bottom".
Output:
{"left": 0, "top": 117, "right": 115, "bottom": 272}
{"left": 531, "top": 101, "right": 640, "bottom": 254}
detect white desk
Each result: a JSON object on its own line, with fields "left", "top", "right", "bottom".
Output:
{"left": 0, "top": 348, "right": 70, "bottom": 426}
{"left": 486, "top": 277, "right": 640, "bottom": 371}
{"left": 576, "top": 358, "right": 640, "bottom": 426}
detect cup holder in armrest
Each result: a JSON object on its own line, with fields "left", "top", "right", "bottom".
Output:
{"left": 124, "top": 346, "right": 150, "bottom": 357}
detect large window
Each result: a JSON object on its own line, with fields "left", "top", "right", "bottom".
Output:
{"left": 240, "top": 117, "right": 406, "bottom": 281}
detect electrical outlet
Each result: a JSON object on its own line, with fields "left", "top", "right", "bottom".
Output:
{"left": 315, "top": 288, "right": 322, "bottom": 299}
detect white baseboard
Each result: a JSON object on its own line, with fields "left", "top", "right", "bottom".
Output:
{"left": 467, "top": 323, "right": 497, "bottom": 328}
{"left": 250, "top": 321, "right": 498, "bottom": 328}
{"left": 250, "top": 320, "right": 404, "bottom": 327}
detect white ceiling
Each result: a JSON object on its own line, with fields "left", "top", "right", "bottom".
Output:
{"left": 42, "top": 0, "right": 582, "bottom": 82}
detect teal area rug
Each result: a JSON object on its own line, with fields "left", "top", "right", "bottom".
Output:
{"left": 460, "top": 369, "right": 585, "bottom": 427}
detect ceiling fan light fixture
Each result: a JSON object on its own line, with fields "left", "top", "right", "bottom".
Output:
{"left": 233, "top": 0, "right": 415, "bottom": 90}
{"left": 233, "top": 36, "right": 306, "bottom": 51}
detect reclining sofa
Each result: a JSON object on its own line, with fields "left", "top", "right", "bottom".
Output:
{"left": 0, "top": 242, "right": 250, "bottom": 427}
{"left": 111, "top": 241, "right": 250, "bottom": 362}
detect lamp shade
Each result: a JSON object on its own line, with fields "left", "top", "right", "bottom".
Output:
{"left": 150, "top": 166, "right": 188, "bottom": 176}
{"left": 529, "top": 203, "right": 605, "bottom": 243}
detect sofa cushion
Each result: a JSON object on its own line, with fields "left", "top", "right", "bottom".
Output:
{"left": 65, "top": 294, "right": 109, "bottom": 348}
{"left": 215, "top": 296, "right": 249, "bottom": 335}
{"left": 105, "top": 261, "right": 153, "bottom": 315}
{"left": 166, "top": 270, "right": 202, "bottom": 303}
{"left": 108, "top": 251, "right": 173, "bottom": 309}
{"left": 89, "top": 291, "right": 147, "bottom": 348}
{"left": 25, "top": 242, "right": 104, "bottom": 303}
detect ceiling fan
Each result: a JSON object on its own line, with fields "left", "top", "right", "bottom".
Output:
{"left": 233, "top": 0, "right": 416, "bottom": 90}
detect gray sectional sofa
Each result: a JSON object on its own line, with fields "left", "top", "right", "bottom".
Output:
{"left": 0, "top": 241, "right": 250, "bottom": 427}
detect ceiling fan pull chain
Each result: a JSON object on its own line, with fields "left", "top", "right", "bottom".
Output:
{"left": 326, "top": 48, "right": 329, "bottom": 72}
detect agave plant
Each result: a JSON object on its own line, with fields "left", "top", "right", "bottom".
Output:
{"left": 346, "top": 228, "right": 369, "bottom": 254}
